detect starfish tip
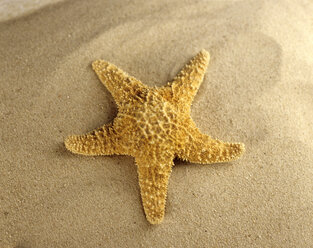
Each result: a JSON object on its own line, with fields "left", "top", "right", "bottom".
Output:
{"left": 92, "top": 59, "right": 106, "bottom": 71}
{"left": 64, "top": 135, "right": 78, "bottom": 153}
{"left": 232, "top": 142, "right": 245, "bottom": 159}
{"left": 64, "top": 136, "right": 72, "bottom": 148}
{"left": 146, "top": 216, "right": 164, "bottom": 225}
{"left": 240, "top": 142, "right": 245, "bottom": 151}
{"left": 200, "top": 49, "right": 210, "bottom": 58}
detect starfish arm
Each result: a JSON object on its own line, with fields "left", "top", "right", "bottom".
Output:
{"left": 64, "top": 123, "right": 124, "bottom": 156}
{"left": 92, "top": 60, "right": 148, "bottom": 107}
{"left": 136, "top": 155, "right": 174, "bottom": 224}
{"left": 177, "top": 128, "right": 245, "bottom": 164}
{"left": 160, "top": 50, "right": 210, "bottom": 106}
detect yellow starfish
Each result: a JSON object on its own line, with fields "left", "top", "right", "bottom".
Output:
{"left": 65, "top": 50, "right": 245, "bottom": 224}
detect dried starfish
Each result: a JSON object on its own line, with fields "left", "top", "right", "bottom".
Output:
{"left": 65, "top": 50, "right": 245, "bottom": 224}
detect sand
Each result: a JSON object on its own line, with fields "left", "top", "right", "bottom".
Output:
{"left": 1, "top": 0, "right": 313, "bottom": 247}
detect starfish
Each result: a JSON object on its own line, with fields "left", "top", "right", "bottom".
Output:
{"left": 65, "top": 50, "right": 245, "bottom": 224}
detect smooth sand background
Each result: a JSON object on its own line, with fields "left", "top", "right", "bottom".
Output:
{"left": 1, "top": 0, "right": 313, "bottom": 247}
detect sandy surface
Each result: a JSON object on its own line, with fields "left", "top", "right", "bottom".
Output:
{"left": 1, "top": 0, "right": 313, "bottom": 247}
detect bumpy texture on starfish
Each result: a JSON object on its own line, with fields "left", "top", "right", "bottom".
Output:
{"left": 65, "top": 50, "right": 245, "bottom": 224}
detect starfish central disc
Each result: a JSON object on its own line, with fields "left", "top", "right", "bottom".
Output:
{"left": 116, "top": 91, "right": 183, "bottom": 154}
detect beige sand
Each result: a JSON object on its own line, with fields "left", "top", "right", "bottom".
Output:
{"left": 1, "top": 0, "right": 312, "bottom": 247}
